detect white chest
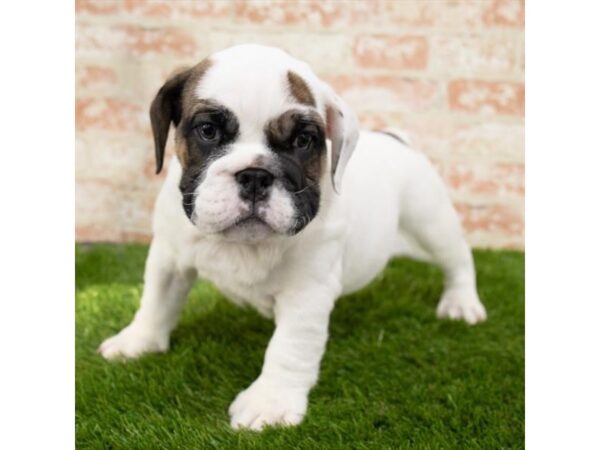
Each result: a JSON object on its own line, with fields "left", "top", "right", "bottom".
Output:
{"left": 186, "top": 238, "right": 288, "bottom": 317}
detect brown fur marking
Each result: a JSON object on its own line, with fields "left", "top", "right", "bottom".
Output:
{"left": 265, "top": 109, "right": 326, "bottom": 182}
{"left": 174, "top": 136, "right": 188, "bottom": 168}
{"left": 287, "top": 71, "right": 316, "bottom": 106}
{"left": 182, "top": 59, "right": 212, "bottom": 117}
{"left": 173, "top": 59, "right": 213, "bottom": 168}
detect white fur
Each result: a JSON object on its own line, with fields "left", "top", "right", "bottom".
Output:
{"left": 189, "top": 143, "right": 296, "bottom": 237}
{"left": 99, "top": 44, "right": 486, "bottom": 431}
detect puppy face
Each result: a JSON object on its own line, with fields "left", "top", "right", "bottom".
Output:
{"left": 176, "top": 91, "right": 326, "bottom": 242}
{"left": 150, "top": 45, "right": 358, "bottom": 242}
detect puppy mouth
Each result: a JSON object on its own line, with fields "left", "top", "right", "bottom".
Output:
{"left": 220, "top": 210, "right": 275, "bottom": 242}
{"left": 231, "top": 214, "right": 269, "bottom": 229}
{"left": 222, "top": 210, "right": 272, "bottom": 232}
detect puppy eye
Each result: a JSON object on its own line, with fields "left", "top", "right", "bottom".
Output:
{"left": 196, "top": 123, "right": 220, "bottom": 142}
{"left": 293, "top": 132, "right": 313, "bottom": 151}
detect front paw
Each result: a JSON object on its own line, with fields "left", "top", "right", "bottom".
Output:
{"left": 436, "top": 287, "right": 487, "bottom": 325}
{"left": 98, "top": 324, "right": 169, "bottom": 360}
{"left": 229, "top": 377, "right": 308, "bottom": 431}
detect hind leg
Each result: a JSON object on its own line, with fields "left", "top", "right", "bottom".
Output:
{"left": 398, "top": 156, "right": 486, "bottom": 324}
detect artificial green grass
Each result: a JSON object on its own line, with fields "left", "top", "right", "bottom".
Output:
{"left": 76, "top": 243, "right": 524, "bottom": 449}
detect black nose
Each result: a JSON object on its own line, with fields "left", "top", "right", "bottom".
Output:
{"left": 235, "top": 168, "right": 274, "bottom": 202}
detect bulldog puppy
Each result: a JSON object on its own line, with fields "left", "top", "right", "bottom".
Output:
{"left": 99, "top": 44, "right": 486, "bottom": 431}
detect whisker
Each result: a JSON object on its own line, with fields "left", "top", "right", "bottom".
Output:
{"left": 292, "top": 185, "right": 310, "bottom": 195}
{"left": 292, "top": 176, "right": 318, "bottom": 195}
{"left": 182, "top": 191, "right": 198, "bottom": 207}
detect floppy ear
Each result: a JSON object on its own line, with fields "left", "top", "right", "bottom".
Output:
{"left": 322, "top": 83, "right": 360, "bottom": 193}
{"left": 149, "top": 68, "right": 192, "bottom": 174}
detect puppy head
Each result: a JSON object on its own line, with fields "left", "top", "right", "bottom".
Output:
{"left": 150, "top": 44, "right": 359, "bottom": 242}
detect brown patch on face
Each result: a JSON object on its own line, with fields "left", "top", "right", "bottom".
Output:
{"left": 177, "top": 98, "right": 240, "bottom": 221}
{"left": 181, "top": 59, "right": 212, "bottom": 117}
{"left": 265, "top": 109, "right": 327, "bottom": 184}
{"left": 174, "top": 135, "right": 188, "bottom": 168}
{"left": 149, "top": 58, "right": 213, "bottom": 173}
{"left": 265, "top": 109, "right": 325, "bottom": 142}
{"left": 174, "top": 98, "right": 239, "bottom": 169}
{"left": 264, "top": 108, "right": 326, "bottom": 233}
{"left": 287, "top": 71, "right": 316, "bottom": 106}
{"left": 170, "top": 59, "right": 213, "bottom": 169}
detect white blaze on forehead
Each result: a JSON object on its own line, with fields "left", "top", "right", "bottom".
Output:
{"left": 206, "top": 142, "right": 271, "bottom": 177}
{"left": 194, "top": 44, "right": 324, "bottom": 141}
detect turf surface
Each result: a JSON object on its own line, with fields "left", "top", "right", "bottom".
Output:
{"left": 76, "top": 243, "right": 524, "bottom": 449}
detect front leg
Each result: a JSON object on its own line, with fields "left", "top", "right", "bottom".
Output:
{"left": 99, "top": 238, "right": 195, "bottom": 360}
{"left": 229, "top": 284, "right": 338, "bottom": 431}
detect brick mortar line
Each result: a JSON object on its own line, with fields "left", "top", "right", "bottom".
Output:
{"left": 321, "top": 69, "right": 524, "bottom": 82}
{"left": 75, "top": 100, "right": 526, "bottom": 126}
{"left": 359, "top": 109, "right": 524, "bottom": 124}
{"left": 75, "top": 17, "right": 525, "bottom": 80}
{"left": 74, "top": 93, "right": 525, "bottom": 124}
{"left": 449, "top": 195, "right": 524, "bottom": 207}
{"left": 465, "top": 236, "right": 524, "bottom": 249}
{"left": 75, "top": 15, "right": 524, "bottom": 37}
{"left": 76, "top": 82, "right": 525, "bottom": 119}
{"left": 74, "top": 20, "right": 525, "bottom": 48}
{"left": 74, "top": 60, "right": 525, "bottom": 84}
{"left": 428, "top": 154, "right": 524, "bottom": 164}
{"left": 516, "top": 33, "right": 525, "bottom": 74}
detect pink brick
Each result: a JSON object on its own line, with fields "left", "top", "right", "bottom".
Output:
{"left": 325, "top": 75, "right": 441, "bottom": 113}
{"left": 124, "top": 0, "right": 171, "bottom": 18}
{"left": 431, "top": 34, "right": 519, "bottom": 76}
{"left": 124, "top": 0, "right": 233, "bottom": 20}
{"left": 208, "top": 31, "right": 353, "bottom": 76}
{"left": 76, "top": 133, "right": 151, "bottom": 186}
{"left": 76, "top": 180, "right": 155, "bottom": 242}
{"left": 76, "top": 0, "right": 120, "bottom": 15}
{"left": 448, "top": 80, "right": 524, "bottom": 116}
{"left": 381, "top": 1, "right": 485, "bottom": 29}
{"left": 483, "top": 0, "right": 524, "bottom": 27}
{"left": 233, "top": 0, "right": 347, "bottom": 27}
{"left": 74, "top": 0, "right": 524, "bottom": 248}
{"left": 76, "top": 65, "right": 118, "bottom": 90}
{"left": 76, "top": 224, "right": 152, "bottom": 243}
{"left": 76, "top": 97, "right": 144, "bottom": 132}
{"left": 455, "top": 202, "right": 523, "bottom": 236}
{"left": 76, "top": 23, "right": 199, "bottom": 59}
{"left": 437, "top": 160, "right": 524, "bottom": 198}
{"left": 354, "top": 34, "right": 428, "bottom": 70}
{"left": 123, "top": 25, "right": 198, "bottom": 57}
{"left": 379, "top": 1, "right": 436, "bottom": 27}
{"left": 355, "top": 112, "right": 523, "bottom": 163}
{"left": 381, "top": 0, "right": 523, "bottom": 30}
{"left": 443, "top": 121, "right": 524, "bottom": 161}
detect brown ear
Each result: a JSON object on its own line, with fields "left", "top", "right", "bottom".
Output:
{"left": 149, "top": 68, "right": 192, "bottom": 174}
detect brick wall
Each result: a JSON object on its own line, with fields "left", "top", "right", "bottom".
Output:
{"left": 75, "top": 0, "right": 524, "bottom": 248}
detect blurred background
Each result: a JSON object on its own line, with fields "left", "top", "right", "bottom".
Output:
{"left": 75, "top": 0, "right": 524, "bottom": 249}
